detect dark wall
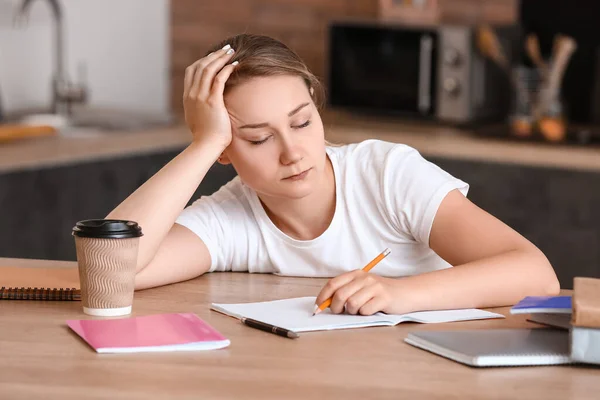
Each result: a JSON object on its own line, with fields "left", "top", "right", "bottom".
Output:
{"left": 520, "top": 0, "right": 600, "bottom": 48}
{"left": 519, "top": 0, "right": 600, "bottom": 123}
{"left": 432, "top": 156, "right": 600, "bottom": 289}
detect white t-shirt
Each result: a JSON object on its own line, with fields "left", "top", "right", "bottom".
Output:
{"left": 175, "top": 139, "right": 469, "bottom": 277}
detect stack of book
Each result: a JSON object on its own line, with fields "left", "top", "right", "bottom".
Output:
{"left": 510, "top": 277, "right": 600, "bottom": 365}
{"left": 571, "top": 277, "right": 600, "bottom": 364}
{"left": 510, "top": 294, "right": 572, "bottom": 329}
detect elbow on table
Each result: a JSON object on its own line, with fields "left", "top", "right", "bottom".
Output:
{"left": 530, "top": 248, "right": 561, "bottom": 296}
{"left": 540, "top": 274, "right": 561, "bottom": 297}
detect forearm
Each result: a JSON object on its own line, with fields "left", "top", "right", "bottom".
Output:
{"left": 395, "top": 247, "right": 560, "bottom": 313}
{"left": 106, "top": 140, "right": 223, "bottom": 270}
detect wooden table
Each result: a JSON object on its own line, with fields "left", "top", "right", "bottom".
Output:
{"left": 1, "top": 258, "right": 599, "bottom": 400}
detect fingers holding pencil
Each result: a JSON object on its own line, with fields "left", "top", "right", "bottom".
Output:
{"left": 313, "top": 248, "right": 391, "bottom": 316}
{"left": 313, "top": 270, "right": 364, "bottom": 315}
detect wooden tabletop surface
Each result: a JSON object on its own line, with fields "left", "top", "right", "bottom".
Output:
{"left": 1, "top": 257, "right": 599, "bottom": 399}
{"left": 2, "top": 111, "right": 600, "bottom": 174}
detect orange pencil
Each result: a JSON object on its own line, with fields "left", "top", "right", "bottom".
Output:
{"left": 312, "top": 248, "right": 391, "bottom": 316}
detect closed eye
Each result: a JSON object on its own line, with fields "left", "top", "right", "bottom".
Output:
{"left": 293, "top": 120, "right": 311, "bottom": 129}
{"left": 248, "top": 120, "right": 310, "bottom": 145}
{"left": 249, "top": 136, "right": 271, "bottom": 145}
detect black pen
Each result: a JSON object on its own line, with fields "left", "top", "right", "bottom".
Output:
{"left": 241, "top": 317, "right": 299, "bottom": 339}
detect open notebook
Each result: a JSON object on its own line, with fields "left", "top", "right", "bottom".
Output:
{"left": 210, "top": 296, "right": 504, "bottom": 333}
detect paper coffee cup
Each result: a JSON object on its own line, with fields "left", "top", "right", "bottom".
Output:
{"left": 72, "top": 219, "right": 143, "bottom": 316}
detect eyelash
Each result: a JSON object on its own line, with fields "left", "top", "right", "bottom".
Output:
{"left": 249, "top": 120, "right": 311, "bottom": 145}
{"left": 249, "top": 137, "right": 270, "bottom": 145}
{"left": 295, "top": 120, "right": 311, "bottom": 129}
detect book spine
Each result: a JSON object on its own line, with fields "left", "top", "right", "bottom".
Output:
{"left": 0, "top": 287, "right": 81, "bottom": 301}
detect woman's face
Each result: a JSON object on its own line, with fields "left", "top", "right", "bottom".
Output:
{"left": 222, "top": 75, "right": 327, "bottom": 201}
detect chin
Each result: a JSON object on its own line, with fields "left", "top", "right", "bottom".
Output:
{"left": 280, "top": 187, "right": 314, "bottom": 200}
{"left": 255, "top": 183, "right": 315, "bottom": 201}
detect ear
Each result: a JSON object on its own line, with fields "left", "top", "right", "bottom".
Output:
{"left": 310, "top": 86, "right": 315, "bottom": 97}
{"left": 217, "top": 152, "right": 232, "bottom": 165}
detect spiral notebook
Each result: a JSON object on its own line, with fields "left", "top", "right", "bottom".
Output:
{"left": 404, "top": 328, "right": 573, "bottom": 367}
{"left": 0, "top": 265, "right": 80, "bottom": 301}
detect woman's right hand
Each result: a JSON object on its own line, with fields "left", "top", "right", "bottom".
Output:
{"left": 183, "top": 45, "right": 238, "bottom": 150}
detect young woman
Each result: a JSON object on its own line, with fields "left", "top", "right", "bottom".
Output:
{"left": 107, "top": 34, "right": 559, "bottom": 316}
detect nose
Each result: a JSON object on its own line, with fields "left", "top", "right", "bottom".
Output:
{"left": 278, "top": 133, "right": 303, "bottom": 166}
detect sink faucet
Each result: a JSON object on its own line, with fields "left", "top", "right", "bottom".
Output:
{"left": 14, "top": 0, "right": 87, "bottom": 117}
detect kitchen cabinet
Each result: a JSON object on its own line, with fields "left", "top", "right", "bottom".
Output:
{"left": 0, "top": 149, "right": 236, "bottom": 262}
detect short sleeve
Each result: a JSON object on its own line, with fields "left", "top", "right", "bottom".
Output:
{"left": 175, "top": 195, "right": 234, "bottom": 273}
{"left": 382, "top": 145, "right": 469, "bottom": 245}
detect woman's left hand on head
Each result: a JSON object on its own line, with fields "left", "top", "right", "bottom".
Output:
{"left": 315, "top": 270, "right": 402, "bottom": 316}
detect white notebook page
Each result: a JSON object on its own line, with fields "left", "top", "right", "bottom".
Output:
{"left": 211, "top": 296, "right": 504, "bottom": 333}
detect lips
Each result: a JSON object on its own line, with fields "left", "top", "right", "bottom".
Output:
{"left": 284, "top": 168, "right": 311, "bottom": 180}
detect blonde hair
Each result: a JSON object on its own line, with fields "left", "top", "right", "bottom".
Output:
{"left": 206, "top": 34, "right": 326, "bottom": 110}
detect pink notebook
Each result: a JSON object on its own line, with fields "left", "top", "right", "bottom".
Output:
{"left": 67, "top": 313, "right": 230, "bottom": 354}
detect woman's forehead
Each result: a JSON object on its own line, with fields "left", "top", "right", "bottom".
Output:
{"left": 225, "top": 75, "right": 311, "bottom": 121}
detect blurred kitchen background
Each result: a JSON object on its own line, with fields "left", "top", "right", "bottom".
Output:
{"left": 0, "top": 0, "right": 170, "bottom": 124}
{"left": 1, "top": 0, "right": 599, "bottom": 289}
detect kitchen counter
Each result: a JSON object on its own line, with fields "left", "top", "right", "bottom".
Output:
{"left": 2, "top": 112, "right": 600, "bottom": 174}
{"left": 0, "top": 125, "right": 191, "bottom": 174}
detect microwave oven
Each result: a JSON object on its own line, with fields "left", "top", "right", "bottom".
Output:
{"left": 327, "top": 20, "right": 519, "bottom": 125}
